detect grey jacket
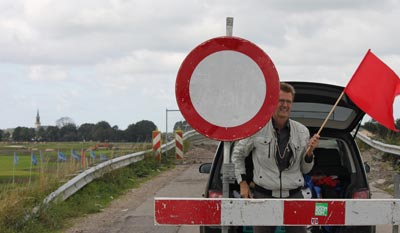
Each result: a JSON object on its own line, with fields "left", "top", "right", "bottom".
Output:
{"left": 232, "top": 119, "right": 313, "bottom": 197}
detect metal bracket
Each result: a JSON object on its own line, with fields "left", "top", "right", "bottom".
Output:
{"left": 222, "top": 163, "right": 236, "bottom": 184}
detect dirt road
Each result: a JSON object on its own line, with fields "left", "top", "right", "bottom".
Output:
{"left": 65, "top": 145, "right": 215, "bottom": 233}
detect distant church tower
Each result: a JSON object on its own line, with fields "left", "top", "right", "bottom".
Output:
{"left": 35, "top": 110, "right": 41, "bottom": 129}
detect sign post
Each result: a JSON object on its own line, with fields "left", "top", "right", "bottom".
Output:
{"left": 222, "top": 17, "right": 234, "bottom": 233}
{"left": 172, "top": 18, "right": 280, "bottom": 229}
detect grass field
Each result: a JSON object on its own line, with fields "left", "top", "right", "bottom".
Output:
{"left": 0, "top": 140, "right": 163, "bottom": 233}
{"left": 0, "top": 142, "right": 152, "bottom": 185}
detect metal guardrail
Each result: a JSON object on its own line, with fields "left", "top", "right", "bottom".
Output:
{"left": 43, "top": 130, "right": 200, "bottom": 204}
{"left": 356, "top": 132, "right": 400, "bottom": 156}
{"left": 42, "top": 130, "right": 398, "bottom": 204}
{"left": 43, "top": 151, "right": 147, "bottom": 204}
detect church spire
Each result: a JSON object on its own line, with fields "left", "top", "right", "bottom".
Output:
{"left": 35, "top": 109, "right": 41, "bottom": 129}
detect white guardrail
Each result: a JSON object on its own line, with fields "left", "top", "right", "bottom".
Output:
{"left": 356, "top": 132, "right": 400, "bottom": 156}
{"left": 43, "top": 130, "right": 200, "bottom": 204}
{"left": 42, "top": 130, "right": 399, "bottom": 205}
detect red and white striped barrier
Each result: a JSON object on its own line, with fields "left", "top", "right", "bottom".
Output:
{"left": 155, "top": 198, "right": 400, "bottom": 226}
{"left": 175, "top": 130, "right": 183, "bottom": 160}
{"left": 152, "top": 130, "right": 161, "bottom": 161}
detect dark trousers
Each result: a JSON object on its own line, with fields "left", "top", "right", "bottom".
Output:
{"left": 252, "top": 187, "right": 307, "bottom": 233}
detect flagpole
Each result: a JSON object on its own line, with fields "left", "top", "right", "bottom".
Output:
{"left": 29, "top": 151, "right": 33, "bottom": 185}
{"left": 57, "top": 149, "right": 59, "bottom": 178}
{"left": 40, "top": 150, "right": 43, "bottom": 178}
{"left": 306, "top": 91, "right": 346, "bottom": 154}
{"left": 81, "top": 140, "right": 84, "bottom": 170}
{"left": 12, "top": 152, "right": 16, "bottom": 185}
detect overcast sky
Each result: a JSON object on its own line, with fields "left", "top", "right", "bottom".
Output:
{"left": 1, "top": 0, "right": 399, "bottom": 132}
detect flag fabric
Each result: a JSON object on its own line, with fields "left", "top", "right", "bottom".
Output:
{"left": 344, "top": 50, "right": 400, "bottom": 132}
{"left": 13, "top": 152, "right": 19, "bottom": 165}
{"left": 71, "top": 150, "right": 81, "bottom": 161}
{"left": 81, "top": 148, "right": 86, "bottom": 168}
{"left": 58, "top": 151, "right": 67, "bottom": 162}
{"left": 100, "top": 154, "right": 108, "bottom": 162}
{"left": 90, "top": 150, "right": 96, "bottom": 160}
{"left": 32, "top": 153, "right": 38, "bottom": 166}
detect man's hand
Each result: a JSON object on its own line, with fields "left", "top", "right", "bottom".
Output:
{"left": 239, "top": 181, "right": 252, "bottom": 198}
{"left": 307, "top": 134, "right": 320, "bottom": 156}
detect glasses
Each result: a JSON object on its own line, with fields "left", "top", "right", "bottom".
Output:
{"left": 279, "top": 99, "right": 293, "bottom": 105}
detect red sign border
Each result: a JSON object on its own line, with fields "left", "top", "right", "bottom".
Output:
{"left": 175, "top": 36, "right": 279, "bottom": 141}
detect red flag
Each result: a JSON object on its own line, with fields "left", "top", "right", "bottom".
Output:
{"left": 344, "top": 50, "right": 400, "bottom": 132}
{"left": 81, "top": 148, "right": 86, "bottom": 168}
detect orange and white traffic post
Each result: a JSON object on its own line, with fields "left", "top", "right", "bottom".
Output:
{"left": 175, "top": 130, "right": 184, "bottom": 160}
{"left": 152, "top": 130, "right": 161, "bottom": 161}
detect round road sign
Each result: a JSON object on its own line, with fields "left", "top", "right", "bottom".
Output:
{"left": 175, "top": 36, "right": 279, "bottom": 141}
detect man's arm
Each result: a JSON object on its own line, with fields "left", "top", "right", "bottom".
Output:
{"left": 231, "top": 138, "right": 254, "bottom": 198}
{"left": 301, "top": 133, "right": 320, "bottom": 173}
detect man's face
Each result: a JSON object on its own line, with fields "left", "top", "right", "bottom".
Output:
{"left": 274, "top": 90, "right": 293, "bottom": 120}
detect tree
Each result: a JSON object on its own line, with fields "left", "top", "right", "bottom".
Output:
{"left": 92, "top": 121, "right": 113, "bottom": 142}
{"left": 125, "top": 123, "right": 137, "bottom": 142}
{"left": 112, "top": 129, "right": 125, "bottom": 142}
{"left": 363, "top": 120, "right": 377, "bottom": 133}
{"left": 56, "top": 117, "right": 75, "bottom": 128}
{"left": 174, "top": 121, "right": 184, "bottom": 131}
{"left": 0, "top": 129, "right": 3, "bottom": 141}
{"left": 134, "top": 120, "right": 157, "bottom": 142}
{"left": 45, "top": 126, "right": 60, "bottom": 141}
{"left": 110, "top": 125, "right": 125, "bottom": 141}
{"left": 363, "top": 119, "right": 399, "bottom": 141}
{"left": 78, "top": 123, "right": 95, "bottom": 141}
{"left": 60, "top": 124, "right": 78, "bottom": 141}
{"left": 12, "top": 127, "right": 35, "bottom": 141}
{"left": 3, "top": 131, "right": 10, "bottom": 141}
{"left": 36, "top": 127, "right": 46, "bottom": 141}
{"left": 174, "top": 120, "right": 192, "bottom": 132}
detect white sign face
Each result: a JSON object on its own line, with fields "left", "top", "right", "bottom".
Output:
{"left": 189, "top": 51, "right": 266, "bottom": 127}
{"left": 175, "top": 36, "right": 279, "bottom": 141}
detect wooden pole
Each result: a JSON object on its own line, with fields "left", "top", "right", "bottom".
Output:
{"left": 29, "top": 151, "right": 33, "bottom": 185}
{"left": 12, "top": 152, "right": 16, "bottom": 185}
{"left": 306, "top": 91, "right": 345, "bottom": 154}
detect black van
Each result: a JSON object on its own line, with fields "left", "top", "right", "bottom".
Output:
{"left": 199, "top": 82, "right": 374, "bottom": 233}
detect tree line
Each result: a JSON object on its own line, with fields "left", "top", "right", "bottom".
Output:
{"left": 362, "top": 118, "right": 400, "bottom": 143}
{"left": 0, "top": 120, "right": 158, "bottom": 142}
{"left": 3, "top": 118, "right": 396, "bottom": 143}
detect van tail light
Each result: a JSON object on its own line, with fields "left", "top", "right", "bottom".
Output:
{"left": 208, "top": 190, "right": 223, "bottom": 198}
{"left": 352, "top": 188, "right": 370, "bottom": 199}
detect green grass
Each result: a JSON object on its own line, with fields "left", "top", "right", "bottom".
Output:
{"left": 0, "top": 155, "right": 37, "bottom": 173}
{"left": 0, "top": 142, "right": 152, "bottom": 184}
{"left": 0, "top": 141, "right": 180, "bottom": 233}
{"left": 0, "top": 154, "right": 174, "bottom": 233}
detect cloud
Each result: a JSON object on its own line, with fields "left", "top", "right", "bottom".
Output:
{"left": 28, "top": 65, "right": 69, "bottom": 81}
{"left": 1, "top": 0, "right": 400, "bottom": 130}
{"left": 95, "top": 50, "right": 183, "bottom": 96}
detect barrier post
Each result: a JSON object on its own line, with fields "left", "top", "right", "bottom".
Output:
{"left": 152, "top": 130, "right": 161, "bottom": 161}
{"left": 393, "top": 174, "right": 400, "bottom": 233}
{"left": 175, "top": 130, "right": 184, "bottom": 160}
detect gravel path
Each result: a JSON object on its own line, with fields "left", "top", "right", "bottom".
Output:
{"left": 64, "top": 143, "right": 217, "bottom": 233}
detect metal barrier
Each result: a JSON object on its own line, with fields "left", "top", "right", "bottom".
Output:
{"left": 356, "top": 132, "right": 400, "bottom": 156}
{"left": 41, "top": 130, "right": 398, "bottom": 204}
{"left": 42, "top": 130, "right": 199, "bottom": 204}
{"left": 155, "top": 198, "right": 400, "bottom": 226}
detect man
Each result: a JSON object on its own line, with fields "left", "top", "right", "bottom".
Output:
{"left": 231, "top": 82, "right": 320, "bottom": 233}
